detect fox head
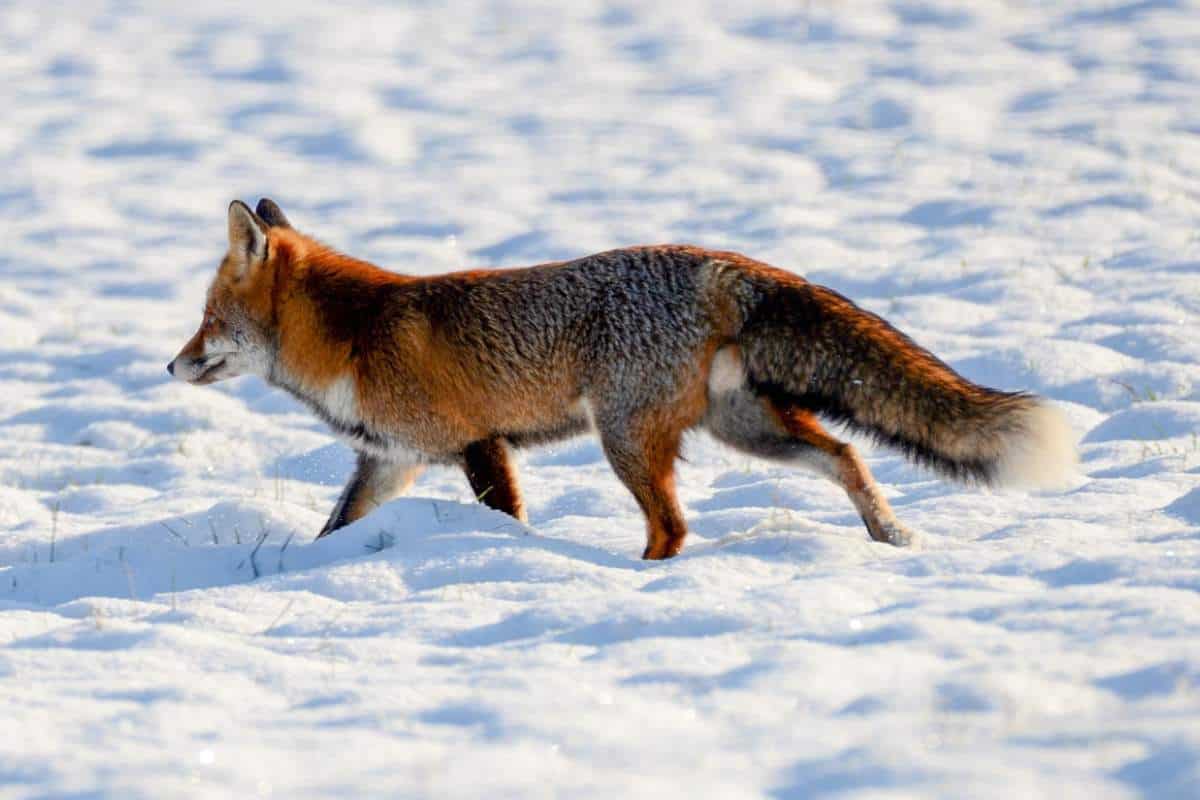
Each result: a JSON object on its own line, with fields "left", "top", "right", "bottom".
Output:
{"left": 167, "top": 199, "right": 292, "bottom": 384}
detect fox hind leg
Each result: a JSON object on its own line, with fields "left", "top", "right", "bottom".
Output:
{"left": 593, "top": 408, "right": 692, "bottom": 560}
{"left": 770, "top": 404, "right": 914, "bottom": 547}
{"left": 462, "top": 437, "right": 527, "bottom": 522}
{"left": 317, "top": 453, "right": 423, "bottom": 538}
{"left": 705, "top": 390, "right": 914, "bottom": 547}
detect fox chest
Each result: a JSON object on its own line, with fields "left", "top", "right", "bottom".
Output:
{"left": 287, "top": 370, "right": 584, "bottom": 463}
{"left": 282, "top": 374, "right": 442, "bottom": 464}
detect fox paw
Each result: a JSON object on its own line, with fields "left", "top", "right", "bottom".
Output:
{"left": 880, "top": 521, "right": 919, "bottom": 548}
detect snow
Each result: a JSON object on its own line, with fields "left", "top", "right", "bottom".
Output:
{"left": 2, "top": 0, "right": 1200, "bottom": 797}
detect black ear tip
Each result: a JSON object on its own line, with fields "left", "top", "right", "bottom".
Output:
{"left": 255, "top": 198, "right": 292, "bottom": 229}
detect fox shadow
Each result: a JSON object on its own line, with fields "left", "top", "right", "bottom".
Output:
{"left": 0, "top": 496, "right": 634, "bottom": 609}
{"left": 1, "top": 490, "right": 863, "bottom": 619}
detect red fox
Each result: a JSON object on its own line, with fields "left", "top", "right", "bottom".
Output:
{"left": 169, "top": 199, "right": 1077, "bottom": 559}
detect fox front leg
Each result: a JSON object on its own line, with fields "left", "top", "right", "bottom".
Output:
{"left": 462, "top": 438, "right": 527, "bottom": 522}
{"left": 317, "top": 453, "right": 423, "bottom": 538}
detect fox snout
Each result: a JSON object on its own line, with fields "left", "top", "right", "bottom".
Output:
{"left": 167, "top": 351, "right": 227, "bottom": 384}
{"left": 167, "top": 323, "right": 232, "bottom": 385}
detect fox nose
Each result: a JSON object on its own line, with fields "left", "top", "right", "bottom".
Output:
{"left": 167, "top": 360, "right": 175, "bottom": 376}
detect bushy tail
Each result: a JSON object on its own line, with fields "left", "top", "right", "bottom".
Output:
{"left": 739, "top": 280, "right": 1077, "bottom": 488}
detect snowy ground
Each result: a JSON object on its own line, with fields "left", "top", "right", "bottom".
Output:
{"left": 3, "top": 1, "right": 1200, "bottom": 797}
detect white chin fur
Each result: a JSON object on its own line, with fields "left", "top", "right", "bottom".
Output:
{"left": 992, "top": 401, "right": 1079, "bottom": 489}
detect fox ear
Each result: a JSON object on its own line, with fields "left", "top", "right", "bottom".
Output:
{"left": 255, "top": 197, "right": 292, "bottom": 229}
{"left": 227, "top": 200, "right": 268, "bottom": 277}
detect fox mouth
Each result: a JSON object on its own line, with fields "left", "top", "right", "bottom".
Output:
{"left": 191, "top": 356, "right": 227, "bottom": 384}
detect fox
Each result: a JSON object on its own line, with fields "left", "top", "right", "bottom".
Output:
{"left": 168, "top": 199, "right": 1077, "bottom": 559}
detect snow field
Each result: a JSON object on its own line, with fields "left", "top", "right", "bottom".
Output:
{"left": 3, "top": 1, "right": 1200, "bottom": 797}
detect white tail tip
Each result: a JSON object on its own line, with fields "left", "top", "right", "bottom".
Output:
{"left": 993, "top": 400, "right": 1079, "bottom": 490}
